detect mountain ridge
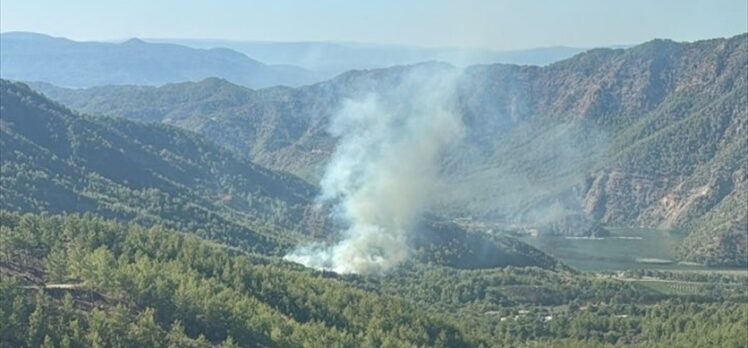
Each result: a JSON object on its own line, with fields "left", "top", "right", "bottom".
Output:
{"left": 25, "top": 33, "right": 748, "bottom": 266}
{"left": 145, "top": 37, "right": 591, "bottom": 77}
{"left": 0, "top": 32, "right": 321, "bottom": 88}
{"left": 0, "top": 79, "right": 326, "bottom": 253}
{"left": 2, "top": 78, "right": 558, "bottom": 270}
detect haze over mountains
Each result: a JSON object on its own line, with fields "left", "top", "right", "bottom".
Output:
{"left": 31, "top": 33, "right": 748, "bottom": 267}
{"left": 0, "top": 32, "right": 591, "bottom": 89}
{"left": 147, "top": 38, "right": 589, "bottom": 76}
{"left": 0, "top": 32, "right": 321, "bottom": 88}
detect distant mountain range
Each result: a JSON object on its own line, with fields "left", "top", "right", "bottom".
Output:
{"left": 31, "top": 33, "right": 748, "bottom": 266}
{"left": 0, "top": 32, "right": 322, "bottom": 88}
{"left": 147, "top": 38, "right": 590, "bottom": 76}
{"left": 0, "top": 32, "right": 594, "bottom": 89}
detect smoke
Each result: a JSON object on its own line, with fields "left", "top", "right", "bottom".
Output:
{"left": 285, "top": 65, "right": 463, "bottom": 274}
{"left": 435, "top": 118, "right": 609, "bottom": 227}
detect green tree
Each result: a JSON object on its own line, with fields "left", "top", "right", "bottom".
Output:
{"left": 128, "top": 308, "right": 164, "bottom": 347}
{"left": 26, "top": 295, "right": 46, "bottom": 348}
{"left": 167, "top": 320, "right": 190, "bottom": 348}
{"left": 86, "top": 309, "right": 108, "bottom": 348}
{"left": 42, "top": 334, "right": 56, "bottom": 348}
{"left": 220, "top": 336, "right": 240, "bottom": 348}
{"left": 46, "top": 247, "right": 69, "bottom": 283}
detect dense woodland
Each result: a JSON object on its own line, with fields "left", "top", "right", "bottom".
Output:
{"left": 1, "top": 211, "right": 746, "bottom": 347}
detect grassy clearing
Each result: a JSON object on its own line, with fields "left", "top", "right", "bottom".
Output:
{"left": 520, "top": 227, "right": 691, "bottom": 271}
{"left": 633, "top": 280, "right": 707, "bottom": 296}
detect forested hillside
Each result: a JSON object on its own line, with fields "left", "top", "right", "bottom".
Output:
{"left": 1, "top": 211, "right": 746, "bottom": 347}
{"left": 32, "top": 34, "right": 748, "bottom": 266}
{"left": 1, "top": 79, "right": 557, "bottom": 270}
{"left": 0, "top": 71, "right": 745, "bottom": 347}
{"left": 2, "top": 1, "right": 747, "bottom": 347}
{"left": 0, "top": 79, "right": 325, "bottom": 254}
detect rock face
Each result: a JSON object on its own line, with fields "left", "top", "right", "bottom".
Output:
{"left": 31, "top": 34, "right": 748, "bottom": 265}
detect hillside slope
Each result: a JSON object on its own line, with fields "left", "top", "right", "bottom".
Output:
{"left": 2, "top": 211, "right": 746, "bottom": 347}
{"left": 0, "top": 79, "right": 325, "bottom": 253}
{"left": 1, "top": 79, "right": 556, "bottom": 269}
{"left": 30, "top": 34, "right": 748, "bottom": 265}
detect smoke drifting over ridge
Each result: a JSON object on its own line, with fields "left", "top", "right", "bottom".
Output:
{"left": 285, "top": 66, "right": 463, "bottom": 274}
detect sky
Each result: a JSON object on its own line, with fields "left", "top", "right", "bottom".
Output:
{"left": 1, "top": 0, "right": 746, "bottom": 50}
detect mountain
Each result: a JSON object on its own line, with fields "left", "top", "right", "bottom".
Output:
{"left": 1, "top": 79, "right": 556, "bottom": 270}
{"left": 0, "top": 32, "right": 320, "bottom": 88}
{"left": 0, "top": 79, "right": 326, "bottom": 254}
{"left": 27, "top": 77, "right": 337, "bottom": 179}
{"left": 450, "top": 35, "right": 748, "bottom": 266}
{"left": 32, "top": 34, "right": 748, "bottom": 266}
{"left": 0, "top": 32, "right": 587, "bottom": 89}
{"left": 0, "top": 48, "right": 746, "bottom": 348}
{"left": 148, "top": 38, "right": 588, "bottom": 78}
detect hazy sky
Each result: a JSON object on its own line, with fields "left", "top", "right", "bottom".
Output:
{"left": 1, "top": 0, "right": 746, "bottom": 49}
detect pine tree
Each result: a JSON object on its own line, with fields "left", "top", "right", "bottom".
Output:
{"left": 220, "top": 336, "right": 240, "bottom": 348}
{"left": 26, "top": 295, "right": 46, "bottom": 348}
{"left": 59, "top": 334, "right": 72, "bottom": 348}
{"left": 128, "top": 308, "right": 164, "bottom": 347}
{"left": 167, "top": 320, "right": 189, "bottom": 348}
{"left": 195, "top": 334, "right": 211, "bottom": 348}
{"left": 46, "top": 247, "right": 69, "bottom": 283}
{"left": 68, "top": 319, "right": 82, "bottom": 347}
{"left": 42, "top": 334, "right": 56, "bottom": 348}
{"left": 86, "top": 309, "right": 108, "bottom": 348}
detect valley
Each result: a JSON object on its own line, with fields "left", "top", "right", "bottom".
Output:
{"left": 520, "top": 227, "right": 726, "bottom": 272}
{"left": 28, "top": 33, "right": 748, "bottom": 267}
{"left": 0, "top": 11, "right": 746, "bottom": 345}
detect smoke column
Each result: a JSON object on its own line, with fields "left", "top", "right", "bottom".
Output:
{"left": 285, "top": 66, "right": 463, "bottom": 274}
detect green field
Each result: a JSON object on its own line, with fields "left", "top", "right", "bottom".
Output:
{"left": 519, "top": 227, "right": 717, "bottom": 272}
{"left": 633, "top": 280, "right": 707, "bottom": 295}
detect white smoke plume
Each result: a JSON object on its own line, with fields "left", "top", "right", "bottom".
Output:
{"left": 285, "top": 66, "right": 463, "bottom": 274}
